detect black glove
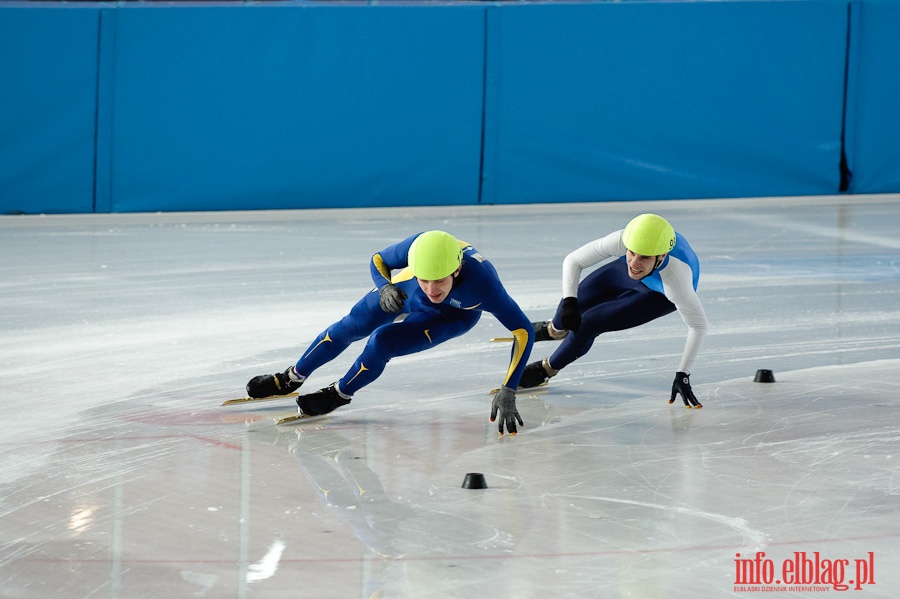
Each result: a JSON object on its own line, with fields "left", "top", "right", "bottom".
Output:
{"left": 559, "top": 296, "right": 581, "bottom": 332}
{"left": 670, "top": 372, "right": 702, "bottom": 408}
{"left": 379, "top": 283, "right": 407, "bottom": 313}
{"left": 490, "top": 386, "right": 523, "bottom": 435}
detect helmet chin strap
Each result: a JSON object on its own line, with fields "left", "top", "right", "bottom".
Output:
{"left": 450, "top": 264, "right": 462, "bottom": 287}
{"left": 652, "top": 254, "right": 667, "bottom": 271}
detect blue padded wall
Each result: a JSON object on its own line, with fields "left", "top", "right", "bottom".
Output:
{"left": 482, "top": 1, "right": 849, "bottom": 204}
{"left": 845, "top": 0, "right": 900, "bottom": 194}
{"left": 0, "top": 8, "right": 99, "bottom": 214}
{"left": 105, "top": 4, "right": 486, "bottom": 212}
{"left": 0, "top": 0, "right": 897, "bottom": 214}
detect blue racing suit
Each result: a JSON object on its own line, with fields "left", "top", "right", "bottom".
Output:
{"left": 294, "top": 233, "right": 534, "bottom": 396}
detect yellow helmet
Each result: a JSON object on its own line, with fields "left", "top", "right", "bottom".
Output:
{"left": 408, "top": 231, "right": 463, "bottom": 280}
{"left": 622, "top": 214, "right": 676, "bottom": 256}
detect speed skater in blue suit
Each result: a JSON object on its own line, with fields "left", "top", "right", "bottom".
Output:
{"left": 246, "top": 230, "right": 534, "bottom": 434}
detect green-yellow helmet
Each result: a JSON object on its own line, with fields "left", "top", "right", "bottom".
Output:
{"left": 622, "top": 214, "right": 676, "bottom": 256}
{"left": 408, "top": 230, "right": 463, "bottom": 280}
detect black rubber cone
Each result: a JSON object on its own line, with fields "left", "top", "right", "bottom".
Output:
{"left": 754, "top": 369, "right": 776, "bottom": 383}
{"left": 462, "top": 473, "right": 487, "bottom": 489}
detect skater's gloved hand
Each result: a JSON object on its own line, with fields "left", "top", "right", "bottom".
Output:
{"left": 669, "top": 372, "right": 702, "bottom": 408}
{"left": 490, "top": 386, "right": 524, "bottom": 435}
{"left": 379, "top": 283, "right": 407, "bottom": 313}
{"left": 559, "top": 296, "right": 581, "bottom": 332}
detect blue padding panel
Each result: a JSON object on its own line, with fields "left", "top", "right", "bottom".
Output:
{"left": 0, "top": 8, "right": 98, "bottom": 214}
{"left": 846, "top": 0, "right": 900, "bottom": 194}
{"left": 107, "top": 4, "right": 485, "bottom": 212}
{"left": 482, "top": 1, "right": 849, "bottom": 203}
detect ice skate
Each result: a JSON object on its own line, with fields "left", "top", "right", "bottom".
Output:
{"left": 246, "top": 366, "right": 304, "bottom": 398}
{"left": 296, "top": 383, "right": 352, "bottom": 417}
{"left": 519, "top": 358, "right": 557, "bottom": 389}
{"left": 533, "top": 321, "right": 568, "bottom": 342}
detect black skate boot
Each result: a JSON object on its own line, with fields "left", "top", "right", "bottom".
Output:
{"left": 246, "top": 366, "right": 304, "bottom": 398}
{"left": 519, "top": 358, "right": 558, "bottom": 389}
{"left": 533, "top": 321, "right": 568, "bottom": 342}
{"left": 297, "top": 383, "right": 352, "bottom": 417}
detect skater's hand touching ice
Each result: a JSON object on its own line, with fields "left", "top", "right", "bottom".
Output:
{"left": 490, "top": 386, "right": 523, "bottom": 435}
{"left": 669, "top": 372, "right": 702, "bottom": 408}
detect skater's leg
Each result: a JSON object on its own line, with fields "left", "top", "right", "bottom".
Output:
{"left": 246, "top": 289, "right": 395, "bottom": 398}
{"left": 543, "top": 260, "right": 675, "bottom": 372}
{"left": 338, "top": 310, "right": 480, "bottom": 395}
{"left": 294, "top": 288, "right": 396, "bottom": 377}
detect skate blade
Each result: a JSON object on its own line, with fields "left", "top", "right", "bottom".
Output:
{"left": 275, "top": 413, "right": 315, "bottom": 425}
{"left": 222, "top": 392, "right": 299, "bottom": 406}
{"left": 489, "top": 337, "right": 514, "bottom": 343}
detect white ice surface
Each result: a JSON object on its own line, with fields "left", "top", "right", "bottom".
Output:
{"left": 1, "top": 196, "right": 898, "bottom": 598}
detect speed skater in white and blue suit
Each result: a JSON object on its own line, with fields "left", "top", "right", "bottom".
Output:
{"left": 246, "top": 230, "right": 534, "bottom": 434}
{"left": 521, "top": 214, "right": 709, "bottom": 408}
